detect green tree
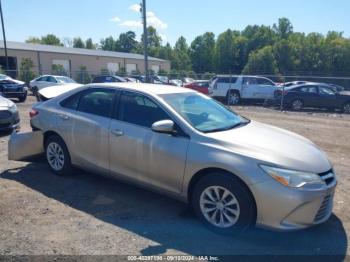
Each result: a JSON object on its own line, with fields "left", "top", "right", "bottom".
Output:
{"left": 19, "top": 58, "right": 37, "bottom": 83}
{"left": 85, "top": 38, "right": 96, "bottom": 49}
{"left": 172, "top": 36, "right": 191, "bottom": 71}
{"left": 115, "top": 31, "right": 137, "bottom": 52}
{"left": 100, "top": 36, "right": 116, "bottom": 51}
{"left": 25, "top": 37, "right": 41, "bottom": 44}
{"left": 190, "top": 32, "right": 215, "bottom": 73}
{"left": 242, "top": 46, "right": 279, "bottom": 75}
{"left": 273, "top": 18, "right": 293, "bottom": 39}
{"left": 40, "top": 34, "right": 63, "bottom": 46}
{"left": 73, "top": 37, "right": 85, "bottom": 48}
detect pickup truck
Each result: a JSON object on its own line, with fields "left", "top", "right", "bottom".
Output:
{"left": 208, "top": 75, "right": 277, "bottom": 104}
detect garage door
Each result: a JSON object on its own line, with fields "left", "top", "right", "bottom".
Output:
{"left": 52, "top": 59, "right": 70, "bottom": 73}
{"left": 126, "top": 64, "right": 137, "bottom": 74}
{"left": 151, "top": 65, "right": 160, "bottom": 73}
{"left": 108, "top": 63, "right": 120, "bottom": 75}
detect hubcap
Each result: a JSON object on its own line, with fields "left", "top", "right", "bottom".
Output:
{"left": 292, "top": 100, "right": 302, "bottom": 110}
{"left": 228, "top": 93, "right": 239, "bottom": 105}
{"left": 344, "top": 104, "right": 350, "bottom": 114}
{"left": 200, "top": 186, "right": 240, "bottom": 228}
{"left": 47, "top": 142, "right": 65, "bottom": 171}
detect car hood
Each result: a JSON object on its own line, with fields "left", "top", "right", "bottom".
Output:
{"left": 38, "top": 84, "right": 83, "bottom": 99}
{"left": 0, "top": 95, "right": 15, "bottom": 108}
{"left": 206, "top": 121, "right": 331, "bottom": 174}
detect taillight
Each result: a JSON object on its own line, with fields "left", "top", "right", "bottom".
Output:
{"left": 29, "top": 109, "right": 39, "bottom": 118}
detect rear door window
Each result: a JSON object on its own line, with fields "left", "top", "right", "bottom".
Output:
{"left": 77, "top": 89, "right": 116, "bottom": 118}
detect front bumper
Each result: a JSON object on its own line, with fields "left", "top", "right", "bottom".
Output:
{"left": 0, "top": 110, "right": 20, "bottom": 132}
{"left": 250, "top": 173, "right": 337, "bottom": 231}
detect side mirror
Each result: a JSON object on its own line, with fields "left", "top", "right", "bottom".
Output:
{"left": 152, "top": 120, "right": 175, "bottom": 134}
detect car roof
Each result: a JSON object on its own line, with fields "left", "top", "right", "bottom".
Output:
{"left": 87, "top": 82, "right": 195, "bottom": 95}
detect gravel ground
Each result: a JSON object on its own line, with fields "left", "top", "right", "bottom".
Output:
{"left": 0, "top": 96, "right": 349, "bottom": 258}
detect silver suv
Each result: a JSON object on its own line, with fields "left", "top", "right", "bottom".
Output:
{"left": 9, "top": 83, "right": 336, "bottom": 234}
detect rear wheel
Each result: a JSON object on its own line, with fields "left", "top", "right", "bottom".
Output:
{"left": 343, "top": 102, "right": 350, "bottom": 114}
{"left": 192, "top": 173, "right": 256, "bottom": 234}
{"left": 18, "top": 92, "right": 27, "bottom": 103}
{"left": 227, "top": 91, "right": 240, "bottom": 105}
{"left": 45, "top": 135, "right": 73, "bottom": 176}
{"left": 291, "top": 99, "right": 303, "bottom": 111}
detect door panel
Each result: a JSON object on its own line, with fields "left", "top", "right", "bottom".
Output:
{"left": 109, "top": 120, "right": 189, "bottom": 193}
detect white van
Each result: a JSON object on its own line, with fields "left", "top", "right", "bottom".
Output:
{"left": 209, "top": 75, "right": 277, "bottom": 104}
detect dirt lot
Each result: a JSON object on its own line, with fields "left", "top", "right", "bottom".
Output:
{"left": 0, "top": 96, "right": 350, "bottom": 257}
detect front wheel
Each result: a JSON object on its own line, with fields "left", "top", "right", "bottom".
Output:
{"left": 18, "top": 92, "right": 27, "bottom": 103}
{"left": 291, "top": 99, "right": 303, "bottom": 111}
{"left": 227, "top": 91, "right": 240, "bottom": 105}
{"left": 192, "top": 173, "right": 256, "bottom": 234}
{"left": 45, "top": 135, "right": 73, "bottom": 176}
{"left": 343, "top": 102, "right": 350, "bottom": 114}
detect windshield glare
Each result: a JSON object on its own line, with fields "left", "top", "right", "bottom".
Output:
{"left": 57, "top": 77, "right": 76, "bottom": 83}
{"left": 161, "top": 93, "right": 248, "bottom": 133}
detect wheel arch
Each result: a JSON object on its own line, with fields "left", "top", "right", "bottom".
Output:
{"left": 187, "top": 168, "right": 257, "bottom": 209}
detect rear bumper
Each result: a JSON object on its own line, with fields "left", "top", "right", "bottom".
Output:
{"left": 8, "top": 131, "right": 44, "bottom": 161}
{"left": 1, "top": 91, "right": 27, "bottom": 99}
{"left": 251, "top": 178, "right": 337, "bottom": 231}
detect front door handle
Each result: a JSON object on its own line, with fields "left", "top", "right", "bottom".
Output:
{"left": 111, "top": 129, "right": 124, "bottom": 137}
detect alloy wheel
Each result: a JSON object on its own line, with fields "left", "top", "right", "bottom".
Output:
{"left": 199, "top": 186, "right": 240, "bottom": 228}
{"left": 46, "top": 142, "right": 65, "bottom": 171}
{"left": 344, "top": 104, "right": 350, "bottom": 114}
{"left": 292, "top": 100, "right": 303, "bottom": 111}
{"left": 228, "top": 93, "right": 240, "bottom": 105}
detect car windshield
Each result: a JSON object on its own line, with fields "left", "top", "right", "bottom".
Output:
{"left": 161, "top": 92, "right": 249, "bottom": 133}
{"left": 56, "top": 77, "right": 76, "bottom": 83}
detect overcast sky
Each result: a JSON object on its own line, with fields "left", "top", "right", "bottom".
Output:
{"left": 3, "top": 0, "right": 350, "bottom": 45}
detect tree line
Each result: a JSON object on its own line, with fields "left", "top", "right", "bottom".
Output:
{"left": 26, "top": 18, "right": 350, "bottom": 76}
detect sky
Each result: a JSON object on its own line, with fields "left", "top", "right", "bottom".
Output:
{"left": 2, "top": 0, "right": 350, "bottom": 46}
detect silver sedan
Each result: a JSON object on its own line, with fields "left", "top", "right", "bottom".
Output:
{"left": 9, "top": 83, "right": 336, "bottom": 234}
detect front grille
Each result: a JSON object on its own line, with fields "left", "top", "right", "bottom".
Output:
{"left": 319, "top": 169, "right": 336, "bottom": 185}
{"left": 314, "top": 194, "right": 333, "bottom": 222}
{"left": 0, "top": 122, "right": 10, "bottom": 128}
{"left": 0, "top": 110, "right": 12, "bottom": 118}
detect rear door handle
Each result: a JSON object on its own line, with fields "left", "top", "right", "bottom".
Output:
{"left": 58, "top": 114, "right": 69, "bottom": 120}
{"left": 111, "top": 129, "right": 124, "bottom": 137}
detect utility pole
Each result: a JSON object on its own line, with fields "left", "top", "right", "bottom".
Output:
{"left": 0, "top": 0, "right": 9, "bottom": 73}
{"left": 141, "top": 0, "right": 149, "bottom": 83}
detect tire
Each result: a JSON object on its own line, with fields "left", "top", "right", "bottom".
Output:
{"left": 343, "top": 102, "right": 350, "bottom": 114}
{"left": 44, "top": 134, "right": 73, "bottom": 176}
{"left": 227, "top": 90, "right": 240, "bottom": 105}
{"left": 291, "top": 99, "right": 303, "bottom": 111}
{"left": 32, "top": 87, "right": 38, "bottom": 96}
{"left": 192, "top": 173, "right": 256, "bottom": 234}
{"left": 18, "top": 93, "right": 27, "bottom": 103}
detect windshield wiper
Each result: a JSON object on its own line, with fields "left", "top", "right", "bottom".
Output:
{"left": 204, "top": 120, "right": 250, "bottom": 133}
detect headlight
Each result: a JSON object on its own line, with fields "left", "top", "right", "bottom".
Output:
{"left": 260, "top": 165, "right": 324, "bottom": 188}
{"left": 8, "top": 104, "right": 18, "bottom": 113}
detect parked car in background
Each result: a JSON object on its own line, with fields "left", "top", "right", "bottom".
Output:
{"left": 30, "top": 75, "right": 77, "bottom": 95}
{"left": 283, "top": 81, "right": 309, "bottom": 87}
{"left": 0, "top": 76, "right": 28, "bottom": 102}
{"left": 273, "top": 83, "right": 350, "bottom": 113}
{"left": 169, "top": 79, "right": 183, "bottom": 87}
{"left": 184, "top": 80, "right": 210, "bottom": 95}
{"left": 0, "top": 95, "right": 20, "bottom": 132}
{"left": 92, "top": 75, "right": 127, "bottom": 83}
{"left": 209, "top": 75, "right": 277, "bottom": 104}
{"left": 10, "top": 82, "right": 336, "bottom": 234}
{"left": 182, "top": 77, "right": 195, "bottom": 85}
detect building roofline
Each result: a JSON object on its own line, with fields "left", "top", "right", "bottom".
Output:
{"left": 0, "top": 41, "right": 168, "bottom": 63}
